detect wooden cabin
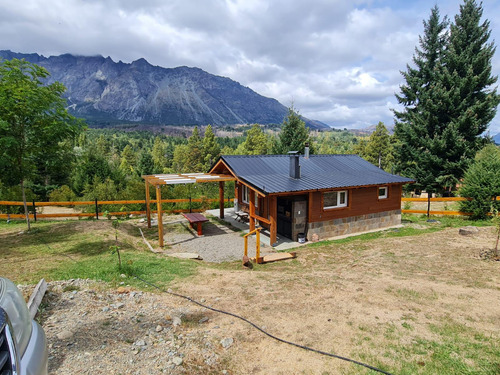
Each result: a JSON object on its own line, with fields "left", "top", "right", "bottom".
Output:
{"left": 209, "top": 152, "right": 413, "bottom": 245}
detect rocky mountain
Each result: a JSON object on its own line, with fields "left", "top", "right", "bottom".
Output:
{"left": 493, "top": 133, "right": 500, "bottom": 145}
{"left": 0, "top": 50, "right": 329, "bottom": 130}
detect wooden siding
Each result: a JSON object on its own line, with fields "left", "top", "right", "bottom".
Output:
{"left": 308, "top": 184, "right": 402, "bottom": 223}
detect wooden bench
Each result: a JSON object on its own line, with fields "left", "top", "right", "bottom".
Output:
{"left": 182, "top": 213, "right": 209, "bottom": 236}
{"left": 235, "top": 210, "right": 249, "bottom": 222}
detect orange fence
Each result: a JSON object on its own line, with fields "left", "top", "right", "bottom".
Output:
{"left": 0, "top": 198, "right": 234, "bottom": 220}
{"left": 401, "top": 196, "right": 500, "bottom": 216}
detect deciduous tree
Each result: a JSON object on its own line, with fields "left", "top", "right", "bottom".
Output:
{"left": 0, "top": 59, "right": 82, "bottom": 229}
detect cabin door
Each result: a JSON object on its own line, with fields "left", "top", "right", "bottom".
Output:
{"left": 277, "top": 197, "right": 292, "bottom": 239}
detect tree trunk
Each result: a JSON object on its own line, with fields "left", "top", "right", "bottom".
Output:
{"left": 21, "top": 179, "right": 31, "bottom": 231}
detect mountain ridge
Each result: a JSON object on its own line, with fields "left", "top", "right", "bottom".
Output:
{"left": 0, "top": 50, "right": 329, "bottom": 130}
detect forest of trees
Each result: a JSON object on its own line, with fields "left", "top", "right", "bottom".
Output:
{"left": 1, "top": 0, "right": 499, "bottom": 221}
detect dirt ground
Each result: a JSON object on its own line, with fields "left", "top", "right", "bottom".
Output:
{"left": 13, "top": 218, "right": 500, "bottom": 374}
{"left": 159, "top": 226, "right": 499, "bottom": 374}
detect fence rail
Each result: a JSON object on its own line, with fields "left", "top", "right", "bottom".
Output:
{"left": 0, "top": 198, "right": 234, "bottom": 220}
{"left": 401, "top": 196, "right": 500, "bottom": 216}
{"left": 1, "top": 196, "right": 498, "bottom": 220}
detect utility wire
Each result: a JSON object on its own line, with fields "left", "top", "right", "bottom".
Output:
{"left": 133, "top": 274, "right": 394, "bottom": 375}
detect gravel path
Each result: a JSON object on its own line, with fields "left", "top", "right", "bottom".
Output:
{"left": 27, "top": 279, "right": 234, "bottom": 375}
{"left": 162, "top": 218, "right": 274, "bottom": 263}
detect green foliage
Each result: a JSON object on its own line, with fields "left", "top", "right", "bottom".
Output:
{"left": 48, "top": 185, "right": 77, "bottom": 202}
{"left": 394, "top": 2, "right": 499, "bottom": 193}
{"left": 0, "top": 59, "right": 83, "bottom": 227}
{"left": 459, "top": 144, "right": 500, "bottom": 219}
{"left": 272, "top": 106, "right": 314, "bottom": 154}
{"left": 151, "top": 136, "right": 167, "bottom": 172}
{"left": 202, "top": 125, "right": 221, "bottom": 168}
{"left": 137, "top": 148, "right": 154, "bottom": 176}
{"left": 72, "top": 148, "right": 113, "bottom": 194}
{"left": 358, "top": 122, "right": 394, "bottom": 170}
{"left": 235, "top": 124, "right": 271, "bottom": 155}
{"left": 315, "top": 130, "right": 359, "bottom": 154}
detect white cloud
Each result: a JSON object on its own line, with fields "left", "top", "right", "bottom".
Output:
{"left": 0, "top": 0, "right": 498, "bottom": 132}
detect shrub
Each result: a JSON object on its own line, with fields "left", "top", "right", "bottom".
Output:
{"left": 459, "top": 144, "right": 500, "bottom": 219}
{"left": 48, "top": 185, "right": 77, "bottom": 203}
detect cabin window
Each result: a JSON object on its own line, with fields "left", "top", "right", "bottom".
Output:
{"left": 241, "top": 185, "right": 258, "bottom": 207}
{"left": 378, "top": 186, "right": 388, "bottom": 199}
{"left": 242, "top": 185, "right": 249, "bottom": 203}
{"left": 324, "top": 190, "right": 348, "bottom": 209}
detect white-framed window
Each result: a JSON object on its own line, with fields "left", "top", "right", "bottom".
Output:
{"left": 241, "top": 185, "right": 258, "bottom": 207}
{"left": 324, "top": 190, "right": 348, "bottom": 209}
{"left": 242, "top": 185, "right": 249, "bottom": 203}
{"left": 378, "top": 186, "right": 388, "bottom": 199}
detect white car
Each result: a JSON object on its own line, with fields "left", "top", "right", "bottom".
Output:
{"left": 0, "top": 277, "right": 48, "bottom": 375}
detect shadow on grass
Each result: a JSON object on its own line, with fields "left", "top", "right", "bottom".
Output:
{"left": 63, "top": 239, "right": 135, "bottom": 257}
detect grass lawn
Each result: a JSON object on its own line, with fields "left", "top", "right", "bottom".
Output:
{"left": 0, "top": 219, "right": 197, "bottom": 289}
{"left": 1, "top": 214, "right": 499, "bottom": 374}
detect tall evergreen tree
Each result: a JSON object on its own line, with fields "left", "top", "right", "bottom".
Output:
{"left": 202, "top": 125, "right": 221, "bottom": 169}
{"left": 437, "top": 0, "right": 499, "bottom": 170}
{"left": 272, "top": 106, "right": 313, "bottom": 154}
{"left": 394, "top": 2, "right": 499, "bottom": 193}
{"left": 151, "top": 136, "right": 167, "bottom": 173}
{"left": 363, "top": 122, "right": 394, "bottom": 171}
{"left": 184, "top": 126, "right": 204, "bottom": 171}
{"left": 236, "top": 124, "right": 271, "bottom": 155}
{"left": 394, "top": 6, "right": 449, "bottom": 193}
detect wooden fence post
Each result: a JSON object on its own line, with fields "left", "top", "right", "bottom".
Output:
{"left": 32, "top": 199, "right": 36, "bottom": 222}
{"left": 95, "top": 198, "right": 99, "bottom": 220}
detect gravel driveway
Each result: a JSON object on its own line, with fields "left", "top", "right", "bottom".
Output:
{"left": 162, "top": 217, "right": 273, "bottom": 263}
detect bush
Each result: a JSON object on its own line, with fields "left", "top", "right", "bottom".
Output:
{"left": 48, "top": 185, "right": 77, "bottom": 203}
{"left": 459, "top": 144, "right": 500, "bottom": 219}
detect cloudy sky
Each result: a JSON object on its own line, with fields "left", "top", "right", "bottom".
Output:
{"left": 1, "top": 0, "right": 499, "bottom": 132}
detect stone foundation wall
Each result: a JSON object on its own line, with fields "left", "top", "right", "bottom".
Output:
{"left": 306, "top": 209, "right": 401, "bottom": 241}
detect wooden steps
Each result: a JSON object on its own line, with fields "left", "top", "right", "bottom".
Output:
{"left": 250, "top": 252, "right": 296, "bottom": 264}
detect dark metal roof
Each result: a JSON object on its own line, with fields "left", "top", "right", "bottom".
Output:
{"left": 220, "top": 154, "right": 414, "bottom": 194}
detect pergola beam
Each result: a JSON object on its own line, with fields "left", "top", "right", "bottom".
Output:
{"left": 143, "top": 173, "right": 236, "bottom": 247}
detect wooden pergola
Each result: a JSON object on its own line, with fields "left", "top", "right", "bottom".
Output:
{"left": 142, "top": 173, "right": 236, "bottom": 247}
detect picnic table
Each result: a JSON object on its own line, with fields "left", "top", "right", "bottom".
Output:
{"left": 182, "top": 213, "right": 209, "bottom": 236}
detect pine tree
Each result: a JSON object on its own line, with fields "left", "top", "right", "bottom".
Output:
{"left": 394, "top": 2, "right": 499, "bottom": 194}
{"left": 394, "top": 6, "right": 449, "bottom": 193}
{"left": 273, "top": 106, "right": 313, "bottom": 154}
{"left": 202, "top": 125, "right": 221, "bottom": 169}
{"left": 437, "top": 0, "right": 499, "bottom": 172}
{"left": 363, "top": 122, "right": 394, "bottom": 171}
{"left": 137, "top": 149, "right": 154, "bottom": 176}
{"left": 184, "top": 126, "right": 204, "bottom": 172}
{"left": 151, "top": 136, "right": 167, "bottom": 172}
{"left": 237, "top": 124, "right": 270, "bottom": 155}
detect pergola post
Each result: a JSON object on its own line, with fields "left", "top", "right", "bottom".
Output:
{"left": 269, "top": 195, "right": 277, "bottom": 246}
{"left": 249, "top": 189, "right": 256, "bottom": 232}
{"left": 219, "top": 181, "right": 225, "bottom": 219}
{"left": 145, "top": 179, "right": 151, "bottom": 228}
{"left": 156, "top": 185, "right": 164, "bottom": 247}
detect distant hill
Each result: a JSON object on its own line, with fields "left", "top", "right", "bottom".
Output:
{"left": 349, "top": 123, "right": 395, "bottom": 136}
{"left": 0, "top": 50, "right": 329, "bottom": 130}
{"left": 493, "top": 133, "right": 500, "bottom": 145}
